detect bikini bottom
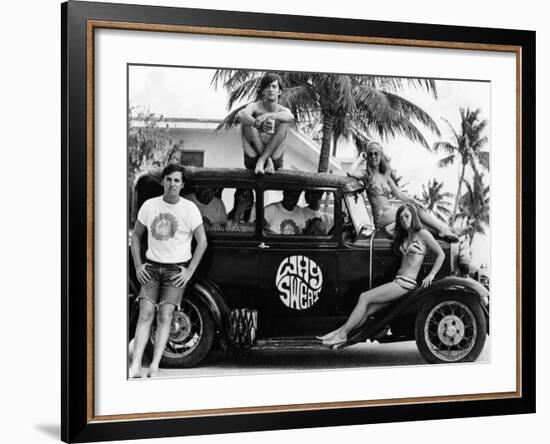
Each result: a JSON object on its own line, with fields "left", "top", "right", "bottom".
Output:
{"left": 393, "top": 275, "right": 418, "bottom": 291}
{"left": 374, "top": 206, "right": 395, "bottom": 228}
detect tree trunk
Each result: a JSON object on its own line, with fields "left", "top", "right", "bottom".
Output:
{"left": 332, "top": 132, "right": 339, "bottom": 157}
{"left": 450, "top": 163, "right": 466, "bottom": 227}
{"left": 318, "top": 115, "right": 335, "bottom": 173}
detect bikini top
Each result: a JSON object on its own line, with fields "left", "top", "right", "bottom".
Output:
{"left": 364, "top": 175, "right": 392, "bottom": 199}
{"left": 399, "top": 238, "right": 426, "bottom": 257}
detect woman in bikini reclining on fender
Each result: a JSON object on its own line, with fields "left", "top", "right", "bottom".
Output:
{"left": 318, "top": 203, "right": 445, "bottom": 347}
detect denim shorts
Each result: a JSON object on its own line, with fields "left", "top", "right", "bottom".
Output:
{"left": 137, "top": 261, "right": 190, "bottom": 310}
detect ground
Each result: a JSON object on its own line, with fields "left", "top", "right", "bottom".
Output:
{"left": 129, "top": 338, "right": 491, "bottom": 379}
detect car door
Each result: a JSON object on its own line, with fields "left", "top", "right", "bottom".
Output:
{"left": 257, "top": 188, "right": 338, "bottom": 337}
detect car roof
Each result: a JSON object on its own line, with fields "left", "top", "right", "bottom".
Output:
{"left": 140, "top": 167, "right": 363, "bottom": 191}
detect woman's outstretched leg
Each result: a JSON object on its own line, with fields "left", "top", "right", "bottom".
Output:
{"left": 316, "top": 302, "right": 389, "bottom": 341}
{"left": 417, "top": 208, "right": 458, "bottom": 242}
{"left": 323, "top": 283, "right": 407, "bottom": 346}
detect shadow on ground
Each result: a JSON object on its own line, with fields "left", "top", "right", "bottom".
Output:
{"left": 35, "top": 424, "right": 59, "bottom": 440}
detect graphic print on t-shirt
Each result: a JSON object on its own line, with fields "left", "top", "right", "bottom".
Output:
{"left": 151, "top": 212, "right": 179, "bottom": 241}
{"left": 280, "top": 219, "right": 300, "bottom": 234}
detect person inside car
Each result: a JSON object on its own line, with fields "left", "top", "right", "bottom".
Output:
{"left": 184, "top": 187, "right": 227, "bottom": 228}
{"left": 226, "top": 188, "right": 256, "bottom": 233}
{"left": 318, "top": 203, "right": 445, "bottom": 348}
{"left": 264, "top": 190, "right": 306, "bottom": 234}
{"left": 227, "top": 188, "right": 255, "bottom": 223}
{"left": 302, "top": 190, "right": 334, "bottom": 235}
{"left": 236, "top": 73, "right": 294, "bottom": 175}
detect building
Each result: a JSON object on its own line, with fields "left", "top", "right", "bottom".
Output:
{"left": 135, "top": 117, "right": 342, "bottom": 173}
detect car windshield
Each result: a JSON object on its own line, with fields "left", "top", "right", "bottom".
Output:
{"left": 344, "top": 191, "right": 375, "bottom": 236}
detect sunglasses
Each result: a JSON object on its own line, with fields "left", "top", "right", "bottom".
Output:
{"left": 367, "top": 151, "right": 381, "bottom": 157}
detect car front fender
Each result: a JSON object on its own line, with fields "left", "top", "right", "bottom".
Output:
{"left": 341, "top": 276, "right": 489, "bottom": 348}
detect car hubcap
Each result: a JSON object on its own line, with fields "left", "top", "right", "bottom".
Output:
{"left": 169, "top": 311, "right": 192, "bottom": 342}
{"left": 437, "top": 315, "right": 466, "bottom": 346}
{"left": 424, "top": 300, "right": 477, "bottom": 362}
{"left": 151, "top": 299, "right": 203, "bottom": 358}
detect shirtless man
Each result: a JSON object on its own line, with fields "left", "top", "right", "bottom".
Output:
{"left": 237, "top": 73, "right": 294, "bottom": 175}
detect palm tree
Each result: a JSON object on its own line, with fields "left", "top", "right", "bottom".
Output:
{"left": 456, "top": 173, "right": 490, "bottom": 246}
{"left": 390, "top": 170, "right": 410, "bottom": 194}
{"left": 212, "top": 71, "right": 441, "bottom": 172}
{"left": 433, "top": 108, "right": 489, "bottom": 225}
{"left": 419, "top": 178, "right": 453, "bottom": 223}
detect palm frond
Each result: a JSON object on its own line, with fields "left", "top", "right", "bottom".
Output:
{"left": 437, "top": 154, "right": 456, "bottom": 168}
{"left": 214, "top": 104, "right": 248, "bottom": 131}
{"left": 478, "top": 151, "right": 490, "bottom": 171}
{"left": 226, "top": 77, "right": 263, "bottom": 110}
{"left": 440, "top": 117, "right": 460, "bottom": 143}
{"left": 433, "top": 141, "right": 457, "bottom": 154}
{"left": 355, "top": 87, "right": 440, "bottom": 137}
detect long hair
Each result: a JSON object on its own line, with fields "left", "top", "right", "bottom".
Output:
{"left": 228, "top": 188, "right": 254, "bottom": 221}
{"left": 393, "top": 204, "right": 423, "bottom": 252}
{"left": 365, "top": 142, "right": 391, "bottom": 177}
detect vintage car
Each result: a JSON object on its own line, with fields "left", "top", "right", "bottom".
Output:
{"left": 129, "top": 167, "right": 489, "bottom": 367}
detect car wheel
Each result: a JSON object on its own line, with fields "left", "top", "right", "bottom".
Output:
{"left": 415, "top": 293, "right": 486, "bottom": 364}
{"left": 145, "top": 294, "right": 215, "bottom": 368}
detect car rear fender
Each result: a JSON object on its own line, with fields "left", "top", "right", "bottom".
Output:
{"left": 191, "top": 275, "right": 231, "bottom": 350}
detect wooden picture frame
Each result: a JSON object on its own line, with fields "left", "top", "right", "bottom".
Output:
{"left": 62, "top": 1, "right": 535, "bottom": 442}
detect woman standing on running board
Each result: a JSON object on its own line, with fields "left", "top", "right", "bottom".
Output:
{"left": 348, "top": 141, "right": 459, "bottom": 242}
{"left": 318, "top": 204, "right": 445, "bottom": 347}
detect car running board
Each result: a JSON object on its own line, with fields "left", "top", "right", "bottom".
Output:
{"left": 253, "top": 336, "right": 331, "bottom": 351}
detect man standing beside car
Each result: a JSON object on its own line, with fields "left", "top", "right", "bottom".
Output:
{"left": 129, "top": 164, "right": 207, "bottom": 378}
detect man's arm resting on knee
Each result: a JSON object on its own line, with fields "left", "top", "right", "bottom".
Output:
{"left": 264, "top": 105, "right": 294, "bottom": 123}
{"left": 237, "top": 102, "right": 259, "bottom": 126}
{"left": 259, "top": 122, "right": 289, "bottom": 161}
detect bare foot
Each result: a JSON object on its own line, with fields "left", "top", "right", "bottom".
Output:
{"left": 129, "top": 362, "right": 142, "bottom": 379}
{"left": 147, "top": 365, "right": 159, "bottom": 378}
{"left": 316, "top": 328, "right": 341, "bottom": 341}
{"left": 454, "top": 226, "right": 470, "bottom": 237}
{"left": 265, "top": 158, "right": 275, "bottom": 174}
{"left": 438, "top": 228, "right": 459, "bottom": 243}
{"left": 254, "top": 157, "right": 266, "bottom": 175}
{"left": 323, "top": 332, "right": 347, "bottom": 347}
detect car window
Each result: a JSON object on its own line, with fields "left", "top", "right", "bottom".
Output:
{"left": 262, "top": 189, "right": 334, "bottom": 237}
{"left": 184, "top": 186, "right": 256, "bottom": 236}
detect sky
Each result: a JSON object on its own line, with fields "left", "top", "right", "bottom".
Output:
{"left": 129, "top": 65, "right": 491, "bottom": 266}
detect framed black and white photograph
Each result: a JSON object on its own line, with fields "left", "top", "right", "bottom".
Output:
{"left": 62, "top": 1, "right": 535, "bottom": 442}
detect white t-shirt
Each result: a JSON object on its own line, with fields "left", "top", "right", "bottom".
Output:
{"left": 137, "top": 196, "right": 203, "bottom": 263}
{"left": 302, "top": 207, "right": 334, "bottom": 233}
{"left": 185, "top": 193, "right": 227, "bottom": 226}
{"left": 264, "top": 202, "right": 307, "bottom": 234}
